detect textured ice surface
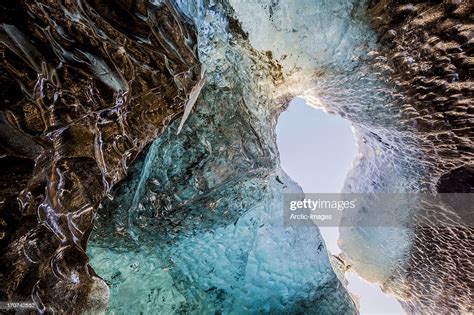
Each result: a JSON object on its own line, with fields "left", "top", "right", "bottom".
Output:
{"left": 227, "top": 0, "right": 424, "bottom": 292}
{"left": 90, "top": 168, "right": 354, "bottom": 313}
{"left": 87, "top": 0, "right": 358, "bottom": 313}
{"left": 0, "top": 0, "right": 201, "bottom": 312}
{"left": 221, "top": 3, "right": 473, "bottom": 314}
{"left": 86, "top": 0, "right": 440, "bottom": 313}
{"left": 2, "top": 0, "right": 472, "bottom": 313}
{"left": 228, "top": 0, "right": 376, "bottom": 73}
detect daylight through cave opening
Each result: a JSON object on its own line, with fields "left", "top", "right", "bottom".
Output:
{"left": 276, "top": 97, "right": 357, "bottom": 252}
{"left": 276, "top": 97, "right": 405, "bottom": 314}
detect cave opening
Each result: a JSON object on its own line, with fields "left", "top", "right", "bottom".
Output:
{"left": 276, "top": 97, "right": 405, "bottom": 314}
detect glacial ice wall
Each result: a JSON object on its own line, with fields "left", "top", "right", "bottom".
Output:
{"left": 0, "top": 0, "right": 201, "bottom": 312}
{"left": 87, "top": 1, "right": 358, "bottom": 313}
{"left": 227, "top": 0, "right": 425, "bottom": 296}
{"left": 89, "top": 0, "right": 473, "bottom": 313}
{"left": 0, "top": 0, "right": 472, "bottom": 313}
{"left": 225, "top": 2, "right": 473, "bottom": 314}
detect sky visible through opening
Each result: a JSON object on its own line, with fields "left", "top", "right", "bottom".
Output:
{"left": 276, "top": 97, "right": 404, "bottom": 314}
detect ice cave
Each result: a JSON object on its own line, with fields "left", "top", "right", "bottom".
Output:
{"left": 0, "top": 0, "right": 472, "bottom": 314}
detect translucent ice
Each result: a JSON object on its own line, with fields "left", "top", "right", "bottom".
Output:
{"left": 2, "top": 0, "right": 470, "bottom": 312}
{"left": 87, "top": 1, "right": 363, "bottom": 313}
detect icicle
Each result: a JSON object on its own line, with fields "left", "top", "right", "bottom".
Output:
{"left": 177, "top": 68, "right": 206, "bottom": 134}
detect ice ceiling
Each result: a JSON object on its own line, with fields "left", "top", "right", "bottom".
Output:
{"left": 0, "top": 0, "right": 472, "bottom": 313}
